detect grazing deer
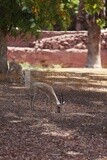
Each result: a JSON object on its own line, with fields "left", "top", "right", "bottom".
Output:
{"left": 24, "top": 70, "right": 65, "bottom": 112}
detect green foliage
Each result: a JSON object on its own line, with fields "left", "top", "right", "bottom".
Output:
{"left": 0, "top": 0, "right": 72, "bottom": 36}
{"left": 84, "top": 0, "right": 104, "bottom": 15}
{"left": 96, "top": 18, "right": 106, "bottom": 28}
{"left": 83, "top": 0, "right": 106, "bottom": 28}
{"left": 0, "top": 0, "right": 106, "bottom": 35}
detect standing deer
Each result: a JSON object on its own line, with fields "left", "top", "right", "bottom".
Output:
{"left": 8, "top": 59, "right": 24, "bottom": 82}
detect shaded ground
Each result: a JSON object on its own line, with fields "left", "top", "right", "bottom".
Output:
{"left": 0, "top": 70, "right": 107, "bottom": 160}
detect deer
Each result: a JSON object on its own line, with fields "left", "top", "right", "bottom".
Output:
{"left": 24, "top": 70, "right": 65, "bottom": 113}
{"left": 7, "top": 58, "right": 24, "bottom": 83}
{"left": 7, "top": 60, "right": 65, "bottom": 112}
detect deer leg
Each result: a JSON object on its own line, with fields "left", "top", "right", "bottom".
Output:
{"left": 30, "top": 89, "right": 36, "bottom": 110}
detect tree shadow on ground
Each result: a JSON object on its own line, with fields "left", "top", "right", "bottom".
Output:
{"left": 0, "top": 80, "right": 107, "bottom": 160}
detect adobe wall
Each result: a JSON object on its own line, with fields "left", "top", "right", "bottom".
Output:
{"left": 7, "top": 30, "right": 107, "bottom": 68}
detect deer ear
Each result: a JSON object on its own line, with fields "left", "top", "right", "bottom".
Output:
{"left": 58, "top": 93, "right": 65, "bottom": 105}
{"left": 59, "top": 93, "right": 63, "bottom": 104}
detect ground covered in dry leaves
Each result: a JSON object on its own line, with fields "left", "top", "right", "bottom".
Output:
{"left": 0, "top": 70, "right": 107, "bottom": 160}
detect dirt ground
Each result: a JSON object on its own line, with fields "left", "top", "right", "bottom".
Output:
{"left": 0, "top": 70, "right": 107, "bottom": 160}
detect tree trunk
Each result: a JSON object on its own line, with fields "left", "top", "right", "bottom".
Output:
{"left": 85, "top": 23, "right": 102, "bottom": 68}
{"left": 0, "top": 29, "right": 8, "bottom": 73}
{"left": 76, "top": 0, "right": 85, "bottom": 31}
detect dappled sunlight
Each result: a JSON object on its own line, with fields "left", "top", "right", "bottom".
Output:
{"left": 67, "top": 112, "right": 96, "bottom": 117}
{"left": 35, "top": 68, "right": 107, "bottom": 73}
{"left": 0, "top": 97, "right": 8, "bottom": 101}
{"left": 91, "top": 100, "right": 104, "bottom": 105}
{"left": 40, "top": 119, "right": 74, "bottom": 137}
{"left": 41, "top": 123, "right": 72, "bottom": 137}
{"left": 4, "top": 112, "right": 19, "bottom": 118}
{"left": 9, "top": 85, "right": 25, "bottom": 89}
{"left": 66, "top": 150, "right": 84, "bottom": 156}
{"left": 30, "top": 69, "right": 107, "bottom": 96}
{"left": 42, "top": 130, "right": 70, "bottom": 137}
{"left": 10, "top": 120, "right": 22, "bottom": 123}
{"left": 80, "top": 86, "right": 107, "bottom": 93}
{"left": 95, "top": 156, "right": 107, "bottom": 160}
{"left": 66, "top": 82, "right": 107, "bottom": 93}
{"left": 0, "top": 69, "right": 107, "bottom": 159}
{"left": 45, "top": 75, "right": 67, "bottom": 79}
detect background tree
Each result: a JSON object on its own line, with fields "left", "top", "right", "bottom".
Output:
{"left": 76, "top": 0, "right": 86, "bottom": 30}
{"left": 0, "top": 0, "right": 107, "bottom": 73}
{"left": 0, "top": 0, "right": 71, "bottom": 73}
{"left": 84, "top": 0, "right": 106, "bottom": 68}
